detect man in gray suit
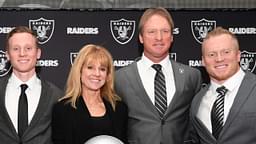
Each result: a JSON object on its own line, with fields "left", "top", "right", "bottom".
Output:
{"left": 115, "top": 7, "right": 202, "bottom": 144}
{"left": 0, "top": 26, "right": 62, "bottom": 144}
{"left": 190, "top": 27, "right": 256, "bottom": 144}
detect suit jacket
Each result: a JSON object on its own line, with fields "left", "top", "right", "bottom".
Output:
{"left": 51, "top": 97, "right": 128, "bottom": 144}
{"left": 0, "top": 75, "right": 63, "bottom": 144}
{"left": 190, "top": 72, "right": 256, "bottom": 144}
{"left": 114, "top": 59, "right": 202, "bottom": 144}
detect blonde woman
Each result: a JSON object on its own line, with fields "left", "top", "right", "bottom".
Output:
{"left": 52, "top": 44, "right": 127, "bottom": 144}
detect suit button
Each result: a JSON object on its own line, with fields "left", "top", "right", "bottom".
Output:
{"left": 161, "top": 119, "right": 165, "bottom": 125}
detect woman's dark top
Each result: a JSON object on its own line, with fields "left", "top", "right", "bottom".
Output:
{"left": 52, "top": 96, "right": 128, "bottom": 144}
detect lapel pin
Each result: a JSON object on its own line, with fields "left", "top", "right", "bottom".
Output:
{"left": 179, "top": 68, "right": 184, "bottom": 74}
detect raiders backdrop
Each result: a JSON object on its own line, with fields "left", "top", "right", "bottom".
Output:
{"left": 0, "top": 9, "right": 255, "bottom": 88}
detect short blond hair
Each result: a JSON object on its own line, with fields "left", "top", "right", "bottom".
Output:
{"left": 202, "top": 27, "right": 239, "bottom": 54}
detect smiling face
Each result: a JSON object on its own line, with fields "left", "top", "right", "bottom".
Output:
{"left": 202, "top": 33, "right": 241, "bottom": 84}
{"left": 6, "top": 32, "right": 41, "bottom": 77}
{"left": 139, "top": 14, "right": 173, "bottom": 63}
{"left": 81, "top": 61, "right": 108, "bottom": 92}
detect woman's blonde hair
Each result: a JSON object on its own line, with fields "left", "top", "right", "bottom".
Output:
{"left": 61, "top": 44, "right": 120, "bottom": 110}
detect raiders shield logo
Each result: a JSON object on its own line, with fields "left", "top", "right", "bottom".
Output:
{"left": 110, "top": 18, "right": 135, "bottom": 45}
{"left": 29, "top": 17, "right": 55, "bottom": 44}
{"left": 191, "top": 18, "right": 216, "bottom": 44}
{"left": 0, "top": 50, "right": 11, "bottom": 77}
{"left": 240, "top": 50, "right": 256, "bottom": 73}
{"left": 70, "top": 52, "right": 78, "bottom": 65}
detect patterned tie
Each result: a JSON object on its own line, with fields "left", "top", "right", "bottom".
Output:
{"left": 211, "top": 86, "right": 228, "bottom": 139}
{"left": 152, "top": 64, "right": 167, "bottom": 119}
{"left": 18, "top": 84, "right": 28, "bottom": 137}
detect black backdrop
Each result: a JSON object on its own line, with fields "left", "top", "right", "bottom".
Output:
{"left": 0, "top": 9, "right": 255, "bottom": 89}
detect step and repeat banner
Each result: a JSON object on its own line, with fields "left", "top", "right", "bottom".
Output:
{"left": 0, "top": 9, "right": 255, "bottom": 88}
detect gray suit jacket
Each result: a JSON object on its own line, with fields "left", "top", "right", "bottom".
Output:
{"left": 115, "top": 59, "right": 202, "bottom": 144}
{"left": 190, "top": 72, "right": 256, "bottom": 144}
{"left": 0, "top": 75, "right": 63, "bottom": 144}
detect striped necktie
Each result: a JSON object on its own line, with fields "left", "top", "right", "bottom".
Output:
{"left": 211, "top": 86, "right": 228, "bottom": 139}
{"left": 152, "top": 64, "right": 167, "bottom": 119}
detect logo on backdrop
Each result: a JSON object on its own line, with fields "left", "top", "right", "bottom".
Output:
{"left": 0, "top": 27, "right": 14, "bottom": 34}
{"left": 191, "top": 18, "right": 216, "bottom": 44}
{"left": 36, "top": 59, "right": 59, "bottom": 67}
{"left": 240, "top": 50, "right": 256, "bottom": 73}
{"left": 70, "top": 52, "right": 78, "bottom": 65}
{"left": 29, "top": 17, "right": 55, "bottom": 44}
{"left": 229, "top": 27, "right": 256, "bottom": 34}
{"left": 110, "top": 18, "right": 135, "bottom": 45}
{"left": 189, "top": 60, "right": 203, "bottom": 67}
{"left": 67, "top": 27, "right": 99, "bottom": 35}
{"left": 0, "top": 50, "right": 11, "bottom": 77}
{"left": 114, "top": 60, "right": 134, "bottom": 67}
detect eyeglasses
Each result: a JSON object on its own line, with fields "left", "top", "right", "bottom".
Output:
{"left": 144, "top": 29, "right": 171, "bottom": 37}
{"left": 205, "top": 48, "right": 236, "bottom": 59}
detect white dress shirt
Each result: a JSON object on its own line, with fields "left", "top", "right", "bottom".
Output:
{"left": 197, "top": 68, "right": 245, "bottom": 132}
{"left": 5, "top": 73, "right": 42, "bottom": 133}
{"left": 137, "top": 53, "right": 176, "bottom": 106}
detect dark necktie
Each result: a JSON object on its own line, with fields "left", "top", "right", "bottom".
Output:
{"left": 152, "top": 64, "right": 167, "bottom": 119}
{"left": 18, "top": 84, "right": 28, "bottom": 137}
{"left": 211, "top": 86, "right": 228, "bottom": 139}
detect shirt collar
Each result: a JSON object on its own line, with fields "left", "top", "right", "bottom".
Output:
{"left": 141, "top": 53, "right": 170, "bottom": 71}
{"left": 9, "top": 73, "right": 39, "bottom": 90}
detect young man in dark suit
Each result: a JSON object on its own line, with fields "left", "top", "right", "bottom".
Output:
{"left": 0, "top": 26, "right": 62, "bottom": 144}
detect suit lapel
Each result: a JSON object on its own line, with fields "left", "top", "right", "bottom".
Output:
{"left": 0, "top": 76, "right": 20, "bottom": 140}
{"left": 191, "top": 85, "right": 216, "bottom": 141}
{"left": 194, "top": 117, "right": 216, "bottom": 143}
{"left": 165, "top": 61, "right": 184, "bottom": 113}
{"left": 220, "top": 72, "right": 256, "bottom": 137}
{"left": 23, "top": 79, "right": 51, "bottom": 138}
{"left": 191, "top": 85, "right": 209, "bottom": 118}
{"left": 0, "top": 76, "right": 19, "bottom": 140}
{"left": 127, "top": 62, "right": 159, "bottom": 117}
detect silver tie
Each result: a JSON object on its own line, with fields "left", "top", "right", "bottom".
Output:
{"left": 152, "top": 64, "right": 167, "bottom": 119}
{"left": 211, "top": 86, "right": 228, "bottom": 139}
